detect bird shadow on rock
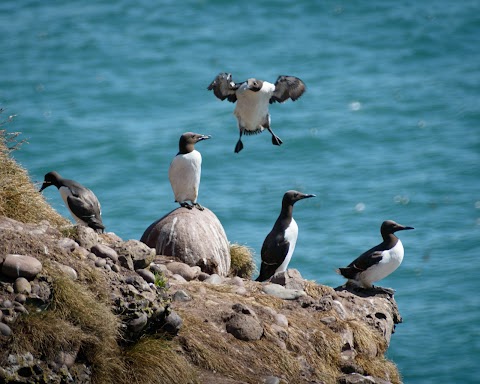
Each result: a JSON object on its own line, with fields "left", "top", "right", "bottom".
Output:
{"left": 334, "top": 283, "right": 395, "bottom": 299}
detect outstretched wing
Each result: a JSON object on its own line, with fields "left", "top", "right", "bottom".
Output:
{"left": 207, "top": 72, "right": 241, "bottom": 103}
{"left": 270, "top": 75, "right": 306, "bottom": 104}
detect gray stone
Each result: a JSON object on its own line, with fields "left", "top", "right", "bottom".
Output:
{"left": 163, "top": 310, "right": 183, "bottom": 335}
{"left": 2, "top": 254, "right": 42, "bottom": 279}
{"left": 136, "top": 268, "right": 156, "bottom": 284}
{"left": 118, "top": 254, "right": 134, "bottom": 270}
{"left": 111, "top": 264, "right": 121, "bottom": 273}
{"left": 270, "top": 269, "right": 305, "bottom": 290}
{"left": 171, "top": 274, "right": 187, "bottom": 283}
{"left": 225, "top": 313, "right": 263, "bottom": 341}
{"left": 113, "top": 240, "right": 155, "bottom": 270}
{"left": 197, "top": 272, "right": 210, "bottom": 281}
{"left": 204, "top": 274, "right": 223, "bottom": 285}
{"left": 140, "top": 207, "right": 231, "bottom": 276}
{"left": 128, "top": 312, "right": 148, "bottom": 333}
{"left": 54, "top": 262, "right": 78, "bottom": 280}
{"left": 172, "top": 290, "right": 191, "bottom": 302}
{"left": 165, "top": 262, "right": 196, "bottom": 281}
{"left": 95, "top": 258, "right": 107, "bottom": 268}
{"left": 14, "top": 294, "right": 27, "bottom": 304}
{"left": 91, "top": 244, "right": 118, "bottom": 262}
{"left": 0, "top": 322, "right": 12, "bottom": 337}
{"left": 14, "top": 277, "right": 31, "bottom": 294}
{"left": 57, "top": 238, "right": 79, "bottom": 252}
{"left": 262, "top": 284, "right": 307, "bottom": 300}
{"left": 74, "top": 225, "right": 99, "bottom": 249}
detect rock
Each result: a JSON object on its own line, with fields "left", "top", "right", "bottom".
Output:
{"left": 270, "top": 269, "right": 305, "bottom": 290}
{"left": 204, "top": 274, "right": 223, "bottom": 285}
{"left": 91, "top": 244, "right": 119, "bottom": 262}
{"left": 275, "top": 313, "right": 289, "bottom": 328}
{"left": 339, "top": 373, "right": 391, "bottom": 384}
{"left": 140, "top": 207, "right": 231, "bottom": 276}
{"left": 95, "top": 258, "right": 107, "bottom": 268}
{"left": 53, "top": 262, "right": 78, "bottom": 280}
{"left": 225, "top": 313, "right": 263, "bottom": 341}
{"left": 171, "top": 274, "right": 187, "bottom": 283}
{"left": 172, "top": 290, "right": 191, "bottom": 302}
{"left": 14, "top": 277, "right": 31, "bottom": 294}
{"left": 57, "top": 237, "right": 79, "bottom": 252}
{"left": 118, "top": 254, "right": 134, "bottom": 270}
{"left": 2, "top": 254, "right": 42, "bottom": 279}
{"left": 74, "top": 225, "right": 99, "bottom": 249}
{"left": 165, "top": 262, "right": 196, "bottom": 281}
{"left": 163, "top": 310, "right": 183, "bottom": 335}
{"left": 128, "top": 312, "right": 148, "bottom": 333}
{"left": 136, "top": 269, "right": 155, "bottom": 284}
{"left": 262, "top": 284, "right": 307, "bottom": 300}
{"left": 113, "top": 240, "right": 155, "bottom": 270}
{"left": 0, "top": 322, "right": 12, "bottom": 337}
{"left": 14, "top": 294, "right": 27, "bottom": 304}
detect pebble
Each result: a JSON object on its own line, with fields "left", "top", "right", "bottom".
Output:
{"left": 91, "top": 244, "right": 119, "bottom": 262}
{"left": 171, "top": 274, "right": 187, "bottom": 283}
{"left": 14, "top": 294, "right": 27, "bottom": 304}
{"left": 262, "top": 284, "right": 306, "bottom": 300}
{"left": 111, "top": 264, "right": 121, "bottom": 273}
{"left": 163, "top": 310, "right": 183, "bottom": 335}
{"left": 172, "top": 290, "right": 191, "bottom": 302}
{"left": 94, "top": 258, "right": 107, "bottom": 268}
{"left": 14, "top": 277, "right": 31, "bottom": 294}
{"left": 204, "top": 274, "right": 223, "bottom": 285}
{"left": 136, "top": 269, "right": 156, "bottom": 284}
{"left": 2, "top": 254, "right": 42, "bottom": 279}
{"left": 165, "top": 262, "right": 196, "bottom": 281}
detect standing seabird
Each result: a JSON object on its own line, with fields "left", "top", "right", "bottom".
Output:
{"left": 207, "top": 73, "right": 306, "bottom": 153}
{"left": 337, "top": 220, "right": 414, "bottom": 293}
{"left": 256, "top": 190, "right": 316, "bottom": 282}
{"left": 169, "top": 132, "right": 211, "bottom": 210}
{"left": 39, "top": 171, "right": 105, "bottom": 233}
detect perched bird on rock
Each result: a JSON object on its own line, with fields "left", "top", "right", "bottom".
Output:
{"left": 169, "top": 132, "right": 211, "bottom": 210}
{"left": 256, "top": 190, "right": 316, "bottom": 282}
{"left": 337, "top": 220, "right": 414, "bottom": 293}
{"left": 39, "top": 171, "right": 105, "bottom": 233}
{"left": 207, "top": 73, "right": 306, "bottom": 153}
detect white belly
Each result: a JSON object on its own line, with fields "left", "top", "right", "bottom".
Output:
{"left": 275, "top": 219, "right": 298, "bottom": 273}
{"left": 358, "top": 240, "right": 405, "bottom": 287}
{"left": 168, "top": 151, "right": 202, "bottom": 203}
{"left": 234, "top": 82, "right": 275, "bottom": 132}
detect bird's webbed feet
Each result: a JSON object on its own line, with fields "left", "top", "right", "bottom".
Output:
{"left": 267, "top": 127, "right": 283, "bottom": 146}
{"left": 180, "top": 202, "right": 194, "bottom": 210}
{"left": 193, "top": 203, "right": 205, "bottom": 211}
{"left": 234, "top": 139, "right": 244, "bottom": 153}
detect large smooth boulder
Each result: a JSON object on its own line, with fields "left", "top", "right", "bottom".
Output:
{"left": 140, "top": 207, "right": 230, "bottom": 276}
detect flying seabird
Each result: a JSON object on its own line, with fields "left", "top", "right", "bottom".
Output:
{"left": 337, "top": 220, "right": 414, "bottom": 293}
{"left": 256, "top": 190, "right": 316, "bottom": 282}
{"left": 39, "top": 171, "right": 105, "bottom": 233}
{"left": 168, "top": 132, "right": 211, "bottom": 210}
{"left": 207, "top": 73, "right": 306, "bottom": 153}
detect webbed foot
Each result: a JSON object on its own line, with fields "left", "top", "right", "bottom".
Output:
{"left": 193, "top": 203, "right": 205, "bottom": 211}
{"left": 180, "top": 202, "right": 193, "bottom": 210}
{"left": 234, "top": 139, "right": 244, "bottom": 153}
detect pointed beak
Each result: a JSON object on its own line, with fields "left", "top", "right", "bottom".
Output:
{"left": 302, "top": 194, "right": 316, "bottom": 199}
{"left": 198, "top": 135, "right": 211, "bottom": 141}
{"left": 399, "top": 225, "right": 414, "bottom": 231}
{"left": 39, "top": 181, "right": 49, "bottom": 192}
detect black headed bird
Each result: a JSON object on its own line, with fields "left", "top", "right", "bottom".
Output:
{"left": 168, "top": 132, "right": 211, "bottom": 210}
{"left": 337, "top": 220, "right": 414, "bottom": 293}
{"left": 39, "top": 171, "right": 105, "bottom": 233}
{"left": 207, "top": 73, "right": 306, "bottom": 153}
{"left": 256, "top": 190, "right": 316, "bottom": 282}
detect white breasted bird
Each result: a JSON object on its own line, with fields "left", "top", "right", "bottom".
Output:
{"left": 39, "top": 171, "right": 105, "bottom": 233}
{"left": 168, "top": 132, "right": 211, "bottom": 210}
{"left": 337, "top": 220, "right": 414, "bottom": 293}
{"left": 256, "top": 190, "right": 316, "bottom": 282}
{"left": 207, "top": 73, "right": 306, "bottom": 153}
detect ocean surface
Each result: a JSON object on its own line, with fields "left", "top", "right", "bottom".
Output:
{"left": 1, "top": 1, "right": 479, "bottom": 382}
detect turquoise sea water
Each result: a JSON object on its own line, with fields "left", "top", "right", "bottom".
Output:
{"left": 1, "top": 1, "right": 479, "bottom": 382}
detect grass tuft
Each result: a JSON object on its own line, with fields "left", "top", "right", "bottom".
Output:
{"left": 229, "top": 243, "right": 256, "bottom": 279}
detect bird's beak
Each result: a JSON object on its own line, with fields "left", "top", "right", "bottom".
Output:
{"left": 399, "top": 225, "right": 414, "bottom": 231}
{"left": 302, "top": 194, "right": 316, "bottom": 199}
{"left": 198, "top": 135, "right": 211, "bottom": 141}
{"left": 39, "top": 181, "right": 50, "bottom": 192}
